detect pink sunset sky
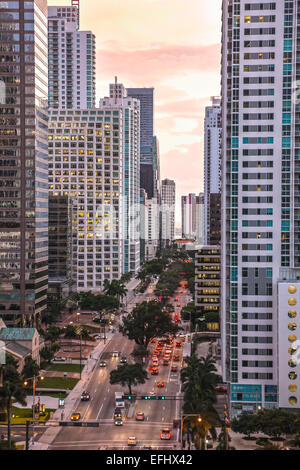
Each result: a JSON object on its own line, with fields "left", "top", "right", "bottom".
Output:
{"left": 48, "top": 0, "right": 222, "bottom": 224}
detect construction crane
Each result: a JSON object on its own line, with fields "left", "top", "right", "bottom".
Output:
{"left": 72, "top": 0, "right": 80, "bottom": 29}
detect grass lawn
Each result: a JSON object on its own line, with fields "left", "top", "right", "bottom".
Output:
{"left": 36, "top": 377, "right": 79, "bottom": 390}
{"left": 0, "top": 407, "right": 56, "bottom": 426}
{"left": 49, "top": 363, "right": 84, "bottom": 373}
{"left": 35, "top": 391, "right": 68, "bottom": 399}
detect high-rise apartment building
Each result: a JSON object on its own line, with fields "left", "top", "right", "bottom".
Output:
{"left": 49, "top": 85, "right": 140, "bottom": 291}
{"left": 182, "top": 193, "right": 204, "bottom": 244}
{"left": 0, "top": 0, "right": 49, "bottom": 327}
{"left": 48, "top": 3, "right": 96, "bottom": 109}
{"left": 152, "top": 136, "right": 161, "bottom": 201}
{"left": 221, "top": 0, "right": 300, "bottom": 414}
{"left": 195, "top": 246, "right": 221, "bottom": 322}
{"left": 48, "top": 195, "right": 73, "bottom": 303}
{"left": 127, "top": 87, "right": 154, "bottom": 198}
{"left": 140, "top": 195, "right": 159, "bottom": 262}
{"left": 161, "top": 179, "right": 175, "bottom": 245}
{"left": 204, "top": 96, "right": 221, "bottom": 245}
{"left": 182, "top": 194, "right": 197, "bottom": 239}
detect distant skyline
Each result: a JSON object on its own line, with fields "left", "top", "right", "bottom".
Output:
{"left": 48, "top": 0, "right": 222, "bottom": 223}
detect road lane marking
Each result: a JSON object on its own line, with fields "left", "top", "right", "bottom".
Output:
{"left": 96, "top": 403, "right": 103, "bottom": 420}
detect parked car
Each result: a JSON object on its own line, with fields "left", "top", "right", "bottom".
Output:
{"left": 53, "top": 356, "right": 66, "bottom": 362}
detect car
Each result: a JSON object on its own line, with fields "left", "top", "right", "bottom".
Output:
{"left": 136, "top": 412, "right": 145, "bottom": 421}
{"left": 176, "top": 304, "right": 181, "bottom": 308}
{"left": 53, "top": 356, "right": 66, "bottom": 362}
{"left": 151, "top": 368, "right": 159, "bottom": 375}
{"left": 112, "top": 351, "right": 119, "bottom": 358}
{"left": 114, "top": 418, "right": 123, "bottom": 426}
{"left": 81, "top": 391, "right": 90, "bottom": 401}
{"left": 173, "top": 355, "right": 180, "bottom": 361}
{"left": 163, "top": 360, "right": 169, "bottom": 366}
{"left": 176, "top": 342, "right": 182, "bottom": 348}
{"left": 171, "top": 366, "right": 178, "bottom": 373}
{"left": 157, "top": 381, "right": 164, "bottom": 388}
{"left": 160, "top": 428, "right": 171, "bottom": 440}
{"left": 216, "top": 385, "right": 228, "bottom": 394}
{"left": 120, "top": 356, "right": 127, "bottom": 364}
{"left": 128, "top": 436, "right": 137, "bottom": 446}
{"left": 114, "top": 408, "right": 122, "bottom": 419}
{"left": 71, "top": 412, "right": 81, "bottom": 421}
{"left": 142, "top": 445, "right": 152, "bottom": 450}
{"left": 99, "top": 361, "right": 107, "bottom": 367}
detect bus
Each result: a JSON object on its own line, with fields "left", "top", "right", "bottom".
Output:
{"left": 115, "top": 392, "right": 125, "bottom": 408}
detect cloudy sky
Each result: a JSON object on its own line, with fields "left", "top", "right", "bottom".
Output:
{"left": 48, "top": 0, "right": 222, "bottom": 224}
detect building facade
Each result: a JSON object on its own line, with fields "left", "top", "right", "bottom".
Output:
{"left": 204, "top": 96, "right": 221, "bottom": 245}
{"left": 48, "top": 87, "right": 140, "bottom": 291}
{"left": 48, "top": 195, "right": 73, "bottom": 303}
{"left": 0, "top": 0, "right": 49, "bottom": 327}
{"left": 195, "top": 246, "right": 221, "bottom": 328}
{"left": 221, "top": 0, "right": 300, "bottom": 414}
{"left": 161, "top": 178, "right": 175, "bottom": 246}
{"left": 48, "top": 4, "right": 96, "bottom": 109}
{"left": 127, "top": 87, "right": 154, "bottom": 198}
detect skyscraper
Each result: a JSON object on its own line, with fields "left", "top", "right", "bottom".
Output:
{"left": 49, "top": 83, "right": 140, "bottom": 291}
{"left": 204, "top": 96, "right": 221, "bottom": 245}
{"left": 182, "top": 193, "right": 204, "bottom": 244}
{"left": 127, "top": 87, "right": 154, "bottom": 198}
{"left": 221, "top": 0, "right": 300, "bottom": 414}
{"left": 0, "top": 0, "right": 49, "bottom": 327}
{"left": 161, "top": 179, "right": 175, "bottom": 246}
{"left": 48, "top": 3, "right": 96, "bottom": 109}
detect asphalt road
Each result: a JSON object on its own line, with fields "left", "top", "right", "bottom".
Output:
{"left": 49, "top": 283, "right": 189, "bottom": 450}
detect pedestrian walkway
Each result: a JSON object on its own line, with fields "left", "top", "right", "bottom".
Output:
{"left": 14, "top": 396, "right": 58, "bottom": 410}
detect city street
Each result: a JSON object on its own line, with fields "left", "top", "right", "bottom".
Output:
{"left": 41, "top": 282, "right": 189, "bottom": 450}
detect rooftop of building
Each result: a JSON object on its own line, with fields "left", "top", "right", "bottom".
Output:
{"left": 0, "top": 328, "right": 36, "bottom": 342}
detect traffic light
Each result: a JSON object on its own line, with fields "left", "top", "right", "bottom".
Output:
{"left": 158, "top": 396, "right": 165, "bottom": 400}
{"left": 123, "top": 395, "right": 136, "bottom": 400}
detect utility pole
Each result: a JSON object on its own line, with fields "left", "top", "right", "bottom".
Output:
{"left": 25, "top": 420, "right": 30, "bottom": 451}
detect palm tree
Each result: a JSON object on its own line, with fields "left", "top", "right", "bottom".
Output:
{"left": 0, "top": 355, "right": 27, "bottom": 450}
{"left": 103, "top": 280, "right": 128, "bottom": 303}
{"left": 180, "top": 354, "right": 220, "bottom": 449}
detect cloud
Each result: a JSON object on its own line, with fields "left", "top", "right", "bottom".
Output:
{"left": 161, "top": 141, "right": 204, "bottom": 195}
{"left": 97, "top": 42, "right": 221, "bottom": 86}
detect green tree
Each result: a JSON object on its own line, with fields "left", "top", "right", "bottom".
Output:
{"left": 180, "top": 354, "right": 220, "bottom": 449}
{"left": 40, "top": 346, "right": 54, "bottom": 365}
{"left": 119, "top": 300, "right": 181, "bottom": 350}
{"left": 231, "top": 412, "right": 259, "bottom": 439}
{"left": 64, "top": 324, "right": 78, "bottom": 339}
{"left": 103, "top": 280, "right": 127, "bottom": 303}
{"left": 22, "top": 356, "right": 40, "bottom": 381}
{"left": 42, "top": 326, "right": 61, "bottom": 345}
{"left": 110, "top": 363, "right": 147, "bottom": 395}
{"left": 0, "top": 355, "right": 27, "bottom": 450}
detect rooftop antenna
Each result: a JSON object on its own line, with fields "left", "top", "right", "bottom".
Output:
{"left": 72, "top": 0, "right": 80, "bottom": 29}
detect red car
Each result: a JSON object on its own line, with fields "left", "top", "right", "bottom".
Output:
{"left": 171, "top": 366, "right": 178, "bottom": 372}
{"left": 176, "top": 342, "right": 182, "bottom": 348}
{"left": 173, "top": 355, "right": 180, "bottom": 361}
{"left": 151, "top": 368, "right": 159, "bottom": 375}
